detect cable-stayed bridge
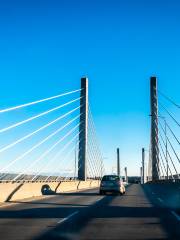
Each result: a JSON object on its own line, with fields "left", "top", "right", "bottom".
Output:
{"left": 0, "top": 77, "right": 105, "bottom": 183}
{"left": 0, "top": 76, "right": 180, "bottom": 240}
{"left": 142, "top": 77, "right": 180, "bottom": 183}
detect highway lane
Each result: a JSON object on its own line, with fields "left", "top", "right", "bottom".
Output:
{"left": 0, "top": 188, "right": 104, "bottom": 240}
{"left": 37, "top": 184, "right": 180, "bottom": 240}
{"left": 0, "top": 184, "right": 180, "bottom": 240}
{"left": 143, "top": 183, "right": 180, "bottom": 235}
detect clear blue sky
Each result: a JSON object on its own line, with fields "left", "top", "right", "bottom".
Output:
{"left": 0, "top": 0, "right": 180, "bottom": 176}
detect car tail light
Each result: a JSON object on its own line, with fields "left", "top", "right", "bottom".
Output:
{"left": 116, "top": 181, "right": 121, "bottom": 186}
{"left": 101, "top": 182, "right": 105, "bottom": 186}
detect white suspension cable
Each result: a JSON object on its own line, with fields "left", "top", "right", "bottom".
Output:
{"left": 13, "top": 123, "right": 80, "bottom": 182}
{"left": 88, "top": 138, "right": 101, "bottom": 178}
{"left": 91, "top": 123, "right": 104, "bottom": 175}
{"left": 87, "top": 133, "right": 100, "bottom": 177}
{"left": 0, "top": 89, "right": 81, "bottom": 113}
{"left": 88, "top": 130, "right": 101, "bottom": 177}
{"left": 64, "top": 155, "right": 81, "bottom": 181}
{"left": 88, "top": 110, "right": 103, "bottom": 176}
{"left": 46, "top": 141, "right": 79, "bottom": 181}
{"left": 89, "top": 106, "right": 104, "bottom": 163}
{"left": 31, "top": 132, "right": 79, "bottom": 181}
{"left": 45, "top": 144, "right": 77, "bottom": 182}
{"left": 0, "top": 115, "right": 80, "bottom": 176}
{"left": 0, "top": 97, "right": 81, "bottom": 134}
{"left": 87, "top": 149, "right": 97, "bottom": 178}
{"left": 0, "top": 106, "right": 80, "bottom": 154}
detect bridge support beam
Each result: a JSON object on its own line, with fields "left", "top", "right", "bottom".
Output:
{"left": 78, "top": 77, "right": 88, "bottom": 181}
{"left": 117, "top": 148, "right": 120, "bottom": 177}
{"left": 150, "top": 76, "right": 159, "bottom": 181}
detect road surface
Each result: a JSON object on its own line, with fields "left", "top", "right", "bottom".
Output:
{"left": 0, "top": 184, "right": 179, "bottom": 240}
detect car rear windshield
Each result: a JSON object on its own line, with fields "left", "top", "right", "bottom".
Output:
{"left": 102, "top": 175, "right": 120, "bottom": 181}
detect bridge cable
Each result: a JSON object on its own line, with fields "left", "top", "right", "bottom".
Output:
{"left": 0, "top": 97, "right": 81, "bottom": 134}
{"left": 159, "top": 160, "right": 165, "bottom": 179}
{"left": 45, "top": 133, "right": 81, "bottom": 181}
{"left": 0, "top": 89, "right": 81, "bottom": 113}
{"left": 88, "top": 121, "right": 101, "bottom": 177}
{"left": 87, "top": 122, "right": 100, "bottom": 178}
{"left": 159, "top": 122, "right": 180, "bottom": 164}
{"left": 0, "top": 106, "right": 80, "bottom": 154}
{"left": 13, "top": 123, "right": 80, "bottom": 182}
{"left": 87, "top": 107, "right": 101, "bottom": 177}
{"left": 159, "top": 153, "right": 166, "bottom": 177}
{"left": 159, "top": 102, "right": 180, "bottom": 128}
{"left": 0, "top": 114, "right": 81, "bottom": 177}
{"left": 159, "top": 135, "right": 179, "bottom": 176}
{"left": 159, "top": 143, "right": 174, "bottom": 179}
{"left": 55, "top": 144, "right": 81, "bottom": 182}
{"left": 88, "top": 109, "right": 104, "bottom": 177}
{"left": 158, "top": 90, "right": 180, "bottom": 109}
{"left": 31, "top": 132, "right": 80, "bottom": 181}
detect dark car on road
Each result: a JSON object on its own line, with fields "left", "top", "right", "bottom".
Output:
{"left": 99, "top": 175, "right": 126, "bottom": 195}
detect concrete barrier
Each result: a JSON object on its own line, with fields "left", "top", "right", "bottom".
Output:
{"left": 0, "top": 182, "right": 21, "bottom": 202}
{"left": 55, "top": 181, "right": 79, "bottom": 193}
{"left": 0, "top": 180, "right": 100, "bottom": 203}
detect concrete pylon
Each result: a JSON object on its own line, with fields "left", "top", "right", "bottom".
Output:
{"left": 78, "top": 77, "right": 88, "bottom": 181}
{"left": 140, "top": 167, "right": 142, "bottom": 183}
{"left": 124, "top": 167, "right": 128, "bottom": 183}
{"left": 142, "top": 148, "right": 145, "bottom": 184}
{"left": 117, "top": 148, "right": 120, "bottom": 177}
{"left": 150, "top": 77, "right": 159, "bottom": 181}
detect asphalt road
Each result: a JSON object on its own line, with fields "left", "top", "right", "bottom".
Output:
{"left": 0, "top": 184, "right": 179, "bottom": 240}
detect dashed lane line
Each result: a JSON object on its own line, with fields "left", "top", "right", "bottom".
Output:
{"left": 171, "top": 211, "right": 180, "bottom": 221}
{"left": 57, "top": 211, "right": 79, "bottom": 224}
{"left": 56, "top": 196, "right": 104, "bottom": 225}
{"left": 157, "top": 197, "right": 163, "bottom": 203}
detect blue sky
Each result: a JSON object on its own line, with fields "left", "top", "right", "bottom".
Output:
{"left": 0, "top": 0, "right": 180, "bottom": 176}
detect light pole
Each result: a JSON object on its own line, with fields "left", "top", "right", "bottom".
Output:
{"left": 142, "top": 148, "right": 145, "bottom": 184}
{"left": 142, "top": 148, "right": 150, "bottom": 183}
{"left": 117, "top": 148, "right": 120, "bottom": 177}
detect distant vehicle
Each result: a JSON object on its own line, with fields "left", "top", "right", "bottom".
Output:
{"left": 99, "top": 175, "right": 125, "bottom": 195}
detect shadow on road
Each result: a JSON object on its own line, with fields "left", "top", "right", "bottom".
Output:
{"left": 142, "top": 184, "right": 180, "bottom": 239}
{"left": 34, "top": 184, "right": 180, "bottom": 240}
{"left": 1, "top": 184, "right": 179, "bottom": 240}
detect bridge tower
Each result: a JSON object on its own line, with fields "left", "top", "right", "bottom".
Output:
{"left": 150, "top": 77, "right": 159, "bottom": 181}
{"left": 78, "top": 77, "right": 88, "bottom": 181}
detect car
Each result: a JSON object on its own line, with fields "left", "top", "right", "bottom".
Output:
{"left": 99, "top": 175, "right": 126, "bottom": 195}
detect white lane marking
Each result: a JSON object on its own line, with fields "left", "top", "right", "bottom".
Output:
{"left": 57, "top": 211, "right": 79, "bottom": 224}
{"left": 157, "top": 197, "right": 163, "bottom": 203}
{"left": 171, "top": 211, "right": 180, "bottom": 221}
{"left": 56, "top": 196, "right": 103, "bottom": 224}
{"left": 95, "top": 197, "right": 104, "bottom": 203}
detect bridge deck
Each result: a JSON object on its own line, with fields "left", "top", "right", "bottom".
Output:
{"left": 0, "top": 184, "right": 179, "bottom": 240}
